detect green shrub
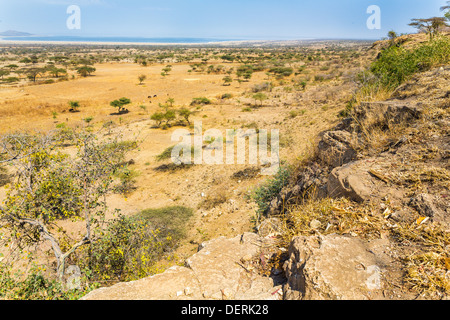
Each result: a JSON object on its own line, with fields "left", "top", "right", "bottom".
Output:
{"left": 269, "top": 66, "right": 293, "bottom": 78}
{"left": 156, "top": 145, "right": 195, "bottom": 163}
{"left": 78, "top": 207, "right": 193, "bottom": 282}
{"left": 370, "top": 36, "right": 450, "bottom": 89}
{"left": 191, "top": 97, "right": 211, "bottom": 106}
{"left": 345, "top": 36, "right": 450, "bottom": 115}
{"left": 113, "top": 165, "right": 139, "bottom": 195}
{"left": 289, "top": 110, "right": 299, "bottom": 118}
{"left": 156, "top": 146, "right": 175, "bottom": 161}
{"left": 0, "top": 263, "right": 95, "bottom": 300}
{"left": 151, "top": 112, "right": 165, "bottom": 127}
{"left": 252, "top": 166, "right": 291, "bottom": 216}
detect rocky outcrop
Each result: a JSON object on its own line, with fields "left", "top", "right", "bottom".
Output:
{"left": 283, "top": 234, "right": 391, "bottom": 300}
{"left": 81, "top": 232, "right": 399, "bottom": 301}
{"left": 317, "top": 131, "right": 357, "bottom": 168}
{"left": 268, "top": 66, "right": 449, "bottom": 217}
{"left": 352, "top": 101, "right": 422, "bottom": 130}
{"left": 326, "top": 157, "right": 405, "bottom": 204}
{"left": 81, "top": 233, "right": 284, "bottom": 300}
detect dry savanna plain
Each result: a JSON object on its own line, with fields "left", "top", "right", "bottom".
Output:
{"left": 0, "top": 40, "right": 376, "bottom": 288}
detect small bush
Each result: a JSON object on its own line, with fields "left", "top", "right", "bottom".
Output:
{"left": 289, "top": 110, "right": 299, "bottom": 118}
{"left": 113, "top": 165, "right": 139, "bottom": 195}
{"left": 156, "top": 145, "right": 195, "bottom": 163}
{"left": 252, "top": 166, "right": 291, "bottom": 216}
{"left": 252, "top": 82, "right": 272, "bottom": 93}
{"left": 199, "top": 190, "right": 230, "bottom": 210}
{"left": 269, "top": 66, "right": 294, "bottom": 78}
{"left": 191, "top": 97, "right": 211, "bottom": 106}
{"left": 0, "top": 264, "right": 94, "bottom": 300}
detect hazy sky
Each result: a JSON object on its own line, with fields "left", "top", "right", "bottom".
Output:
{"left": 0, "top": 0, "right": 448, "bottom": 39}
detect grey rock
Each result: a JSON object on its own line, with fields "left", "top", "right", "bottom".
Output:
{"left": 283, "top": 234, "right": 390, "bottom": 300}
{"left": 318, "top": 130, "right": 357, "bottom": 168}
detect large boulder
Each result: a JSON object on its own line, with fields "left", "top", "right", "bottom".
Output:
{"left": 327, "top": 157, "right": 405, "bottom": 204}
{"left": 327, "top": 161, "right": 375, "bottom": 202}
{"left": 283, "top": 234, "right": 391, "bottom": 300}
{"left": 81, "top": 233, "right": 283, "bottom": 300}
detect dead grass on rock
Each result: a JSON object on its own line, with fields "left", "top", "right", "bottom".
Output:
{"left": 283, "top": 197, "right": 386, "bottom": 241}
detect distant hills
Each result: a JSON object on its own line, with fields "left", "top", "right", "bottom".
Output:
{"left": 0, "top": 30, "right": 33, "bottom": 37}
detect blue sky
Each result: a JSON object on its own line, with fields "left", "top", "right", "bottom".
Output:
{"left": 0, "top": 0, "right": 448, "bottom": 40}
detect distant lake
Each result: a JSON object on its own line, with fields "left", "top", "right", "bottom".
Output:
{"left": 0, "top": 36, "right": 240, "bottom": 44}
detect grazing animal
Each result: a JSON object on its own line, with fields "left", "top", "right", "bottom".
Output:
{"left": 153, "top": 95, "right": 157, "bottom": 98}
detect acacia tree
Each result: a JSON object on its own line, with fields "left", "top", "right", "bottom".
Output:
{"left": 409, "top": 17, "right": 448, "bottom": 40}
{"left": 222, "top": 76, "right": 233, "bottom": 86}
{"left": 162, "top": 65, "right": 172, "bottom": 76}
{"left": 138, "top": 74, "right": 146, "bottom": 85}
{"left": 24, "top": 67, "right": 44, "bottom": 82}
{"left": 77, "top": 66, "right": 96, "bottom": 77}
{"left": 5, "top": 64, "right": 19, "bottom": 72}
{"left": 253, "top": 92, "right": 268, "bottom": 106}
{"left": 0, "top": 69, "right": 10, "bottom": 80}
{"left": 0, "top": 129, "right": 133, "bottom": 283}
{"left": 47, "top": 65, "right": 67, "bottom": 78}
{"left": 110, "top": 97, "right": 131, "bottom": 114}
{"left": 69, "top": 101, "right": 80, "bottom": 112}
{"left": 178, "top": 108, "right": 192, "bottom": 126}
{"left": 387, "top": 30, "right": 398, "bottom": 41}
